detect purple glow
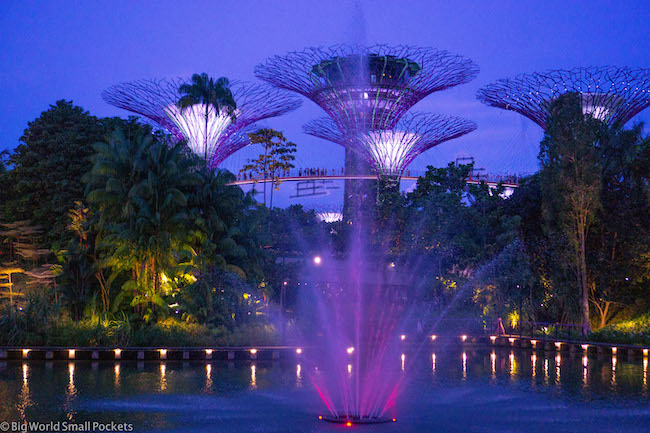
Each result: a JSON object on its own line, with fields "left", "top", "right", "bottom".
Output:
{"left": 255, "top": 44, "right": 479, "bottom": 134}
{"left": 101, "top": 78, "right": 301, "bottom": 167}
{"left": 304, "top": 112, "right": 476, "bottom": 177}
{"left": 297, "top": 243, "right": 408, "bottom": 421}
{"left": 477, "top": 66, "right": 650, "bottom": 129}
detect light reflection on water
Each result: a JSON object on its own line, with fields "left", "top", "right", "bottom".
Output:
{"left": 462, "top": 352, "right": 467, "bottom": 380}
{"left": 1, "top": 349, "right": 649, "bottom": 431}
{"left": 250, "top": 364, "right": 257, "bottom": 389}
{"left": 205, "top": 363, "right": 213, "bottom": 391}
{"left": 159, "top": 363, "right": 167, "bottom": 392}
{"left": 296, "top": 363, "right": 302, "bottom": 388}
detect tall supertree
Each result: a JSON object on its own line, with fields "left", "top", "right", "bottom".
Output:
{"left": 477, "top": 66, "right": 650, "bottom": 129}
{"left": 304, "top": 113, "right": 477, "bottom": 178}
{"left": 256, "top": 45, "right": 478, "bottom": 214}
{"left": 255, "top": 44, "right": 479, "bottom": 134}
{"left": 102, "top": 78, "right": 301, "bottom": 167}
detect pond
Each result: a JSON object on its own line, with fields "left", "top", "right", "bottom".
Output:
{"left": 0, "top": 347, "right": 648, "bottom": 432}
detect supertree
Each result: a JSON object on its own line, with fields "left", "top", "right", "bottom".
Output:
{"left": 304, "top": 113, "right": 477, "bottom": 178}
{"left": 477, "top": 66, "right": 650, "bottom": 129}
{"left": 255, "top": 44, "right": 479, "bottom": 134}
{"left": 102, "top": 78, "right": 301, "bottom": 167}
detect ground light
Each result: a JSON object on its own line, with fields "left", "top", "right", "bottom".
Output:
{"left": 313, "top": 256, "right": 322, "bottom": 265}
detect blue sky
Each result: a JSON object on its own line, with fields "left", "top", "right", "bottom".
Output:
{"left": 1, "top": 0, "right": 649, "bottom": 175}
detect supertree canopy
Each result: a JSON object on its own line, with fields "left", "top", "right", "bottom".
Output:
{"left": 255, "top": 45, "right": 479, "bottom": 133}
{"left": 477, "top": 66, "right": 650, "bottom": 129}
{"left": 102, "top": 78, "right": 301, "bottom": 167}
{"left": 304, "top": 113, "right": 477, "bottom": 177}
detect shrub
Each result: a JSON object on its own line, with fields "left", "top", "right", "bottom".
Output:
{"left": 589, "top": 313, "right": 650, "bottom": 346}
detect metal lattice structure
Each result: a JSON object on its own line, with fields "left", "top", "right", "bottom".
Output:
{"left": 477, "top": 66, "right": 650, "bottom": 129}
{"left": 255, "top": 45, "right": 479, "bottom": 134}
{"left": 102, "top": 78, "right": 301, "bottom": 167}
{"left": 305, "top": 113, "right": 477, "bottom": 177}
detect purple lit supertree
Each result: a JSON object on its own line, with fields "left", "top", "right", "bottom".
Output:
{"left": 102, "top": 78, "right": 301, "bottom": 167}
{"left": 255, "top": 45, "right": 479, "bottom": 134}
{"left": 477, "top": 66, "right": 650, "bottom": 129}
{"left": 304, "top": 113, "right": 477, "bottom": 178}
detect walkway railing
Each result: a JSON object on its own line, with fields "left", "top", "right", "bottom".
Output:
{"left": 229, "top": 168, "right": 522, "bottom": 187}
{"left": 503, "top": 321, "right": 589, "bottom": 340}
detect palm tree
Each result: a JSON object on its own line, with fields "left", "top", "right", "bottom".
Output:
{"left": 177, "top": 73, "right": 237, "bottom": 161}
{"left": 85, "top": 129, "right": 202, "bottom": 318}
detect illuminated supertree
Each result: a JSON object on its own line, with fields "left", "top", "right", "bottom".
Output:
{"left": 255, "top": 44, "right": 479, "bottom": 134}
{"left": 102, "top": 78, "right": 301, "bottom": 167}
{"left": 477, "top": 66, "right": 650, "bottom": 129}
{"left": 304, "top": 113, "right": 477, "bottom": 178}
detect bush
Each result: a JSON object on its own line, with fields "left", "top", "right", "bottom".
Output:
{"left": 589, "top": 313, "right": 650, "bottom": 346}
{"left": 0, "top": 304, "right": 278, "bottom": 347}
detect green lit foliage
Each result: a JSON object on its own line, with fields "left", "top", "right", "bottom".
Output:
{"left": 84, "top": 129, "right": 202, "bottom": 321}
{"left": 179, "top": 267, "right": 265, "bottom": 329}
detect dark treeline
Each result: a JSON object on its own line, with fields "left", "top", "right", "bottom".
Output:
{"left": 0, "top": 94, "right": 649, "bottom": 346}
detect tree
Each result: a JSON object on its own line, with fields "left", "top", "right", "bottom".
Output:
{"left": 539, "top": 92, "right": 604, "bottom": 334}
{"left": 177, "top": 73, "right": 237, "bottom": 161}
{"left": 588, "top": 125, "right": 650, "bottom": 327}
{"left": 0, "top": 100, "right": 149, "bottom": 249}
{"left": 240, "top": 128, "right": 297, "bottom": 208}
{"left": 85, "top": 129, "right": 202, "bottom": 320}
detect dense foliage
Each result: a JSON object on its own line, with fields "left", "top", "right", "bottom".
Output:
{"left": 0, "top": 92, "right": 649, "bottom": 346}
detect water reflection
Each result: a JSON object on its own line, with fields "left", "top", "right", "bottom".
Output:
{"left": 509, "top": 352, "right": 519, "bottom": 380}
{"left": 160, "top": 363, "right": 167, "bottom": 392}
{"left": 401, "top": 354, "right": 405, "bottom": 372}
{"left": 490, "top": 351, "right": 496, "bottom": 380}
{"left": 544, "top": 358, "right": 550, "bottom": 386}
{"left": 114, "top": 363, "right": 121, "bottom": 389}
{"left": 19, "top": 363, "right": 31, "bottom": 422}
{"left": 68, "top": 363, "right": 76, "bottom": 396}
{"left": 462, "top": 352, "right": 467, "bottom": 380}
{"left": 205, "top": 364, "right": 213, "bottom": 391}
{"left": 66, "top": 363, "right": 77, "bottom": 420}
{"left": 296, "top": 364, "right": 302, "bottom": 388}
{"left": 531, "top": 354, "right": 537, "bottom": 382}
{"left": 3, "top": 351, "right": 650, "bottom": 428}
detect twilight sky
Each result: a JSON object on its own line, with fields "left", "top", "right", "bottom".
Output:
{"left": 1, "top": 0, "right": 649, "bottom": 176}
